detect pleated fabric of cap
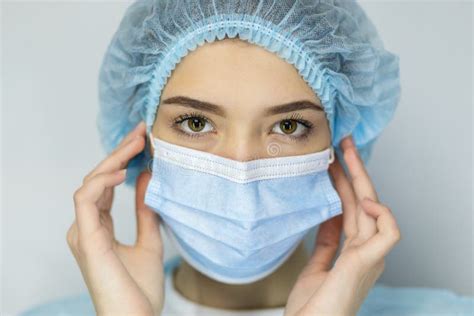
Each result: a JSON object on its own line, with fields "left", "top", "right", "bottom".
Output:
{"left": 97, "top": 0, "right": 401, "bottom": 187}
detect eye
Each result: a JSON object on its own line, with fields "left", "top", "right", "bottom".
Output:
{"left": 272, "top": 119, "right": 309, "bottom": 137}
{"left": 183, "top": 117, "right": 208, "bottom": 132}
{"left": 174, "top": 113, "right": 215, "bottom": 136}
{"left": 180, "top": 117, "right": 214, "bottom": 134}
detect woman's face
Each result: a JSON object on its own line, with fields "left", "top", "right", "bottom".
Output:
{"left": 150, "top": 38, "right": 331, "bottom": 160}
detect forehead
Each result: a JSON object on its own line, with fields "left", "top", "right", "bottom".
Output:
{"left": 160, "top": 38, "right": 320, "bottom": 110}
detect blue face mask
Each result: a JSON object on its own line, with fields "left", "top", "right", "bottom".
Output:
{"left": 144, "top": 134, "right": 342, "bottom": 284}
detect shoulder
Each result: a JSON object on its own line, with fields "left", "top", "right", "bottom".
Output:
{"left": 18, "top": 256, "right": 474, "bottom": 316}
{"left": 19, "top": 256, "right": 181, "bottom": 316}
{"left": 18, "top": 292, "right": 95, "bottom": 316}
{"left": 360, "top": 284, "right": 474, "bottom": 315}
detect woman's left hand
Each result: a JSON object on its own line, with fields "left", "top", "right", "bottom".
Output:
{"left": 284, "top": 135, "right": 402, "bottom": 316}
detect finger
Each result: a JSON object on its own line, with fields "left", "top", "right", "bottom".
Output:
{"left": 66, "top": 222, "right": 85, "bottom": 274}
{"left": 98, "top": 207, "right": 115, "bottom": 236}
{"left": 74, "top": 169, "right": 127, "bottom": 236}
{"left": 114, "top": 121, "right": 146, "bottom": 152}
{"left": 135, "top": 171, "right": 162, "bottom": 254}
{"left": 340, "top": 136, "right": 378, "bottom": 202}
{"left": 309, "top": 214, "right": 343, "bottom": 272}
{"left": 83, "top": 122, "right": 146, "bottom": 183}
{"left": 340, "top": 135, "right": 378, "bottom": 239}
{"left": 95, "top": 185, "right": 114, "bottom": 215}
{"left": 66, "top": 221, "right": 79, "bottom": 250}
{"left": 329, "top": 157, "right": 358, "bottom": 238}
{"left": 357, "top": 198, "right": 401, "bottom": 266}
{"left": 84, "top": 136, "right": 144, "bottom": 183}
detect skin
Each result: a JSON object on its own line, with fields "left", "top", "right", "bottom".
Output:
{"left": 67, "top": 38, "right": 401, "bottom": 316}
{"left": 151, "top": 38, "right": 331, "bottom": 159}
{"left": 149, "top": 37, "right": 329, "bottom": 309}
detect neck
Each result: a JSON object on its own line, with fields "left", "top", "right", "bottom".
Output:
{"left": 173, "top": 241, "right": 309, "bottom": 310}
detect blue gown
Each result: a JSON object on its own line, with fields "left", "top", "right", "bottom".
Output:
{"left": 20, "top": 255, "right": 474, "bottom": 316}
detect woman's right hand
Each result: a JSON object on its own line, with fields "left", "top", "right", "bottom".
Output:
{"left": 67, "top": 121, "right": 164, "bottom": 316}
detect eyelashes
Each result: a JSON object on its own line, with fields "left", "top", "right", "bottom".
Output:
{"left": 274, "top": 113, "right": 314, "bottom": 142}
{"left": 168, "top": 111, "right": 216, "bottom": 139}
{"left": 168, "top": 111, "right": 315, "bottom": 142}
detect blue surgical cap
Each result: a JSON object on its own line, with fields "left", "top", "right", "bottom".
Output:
{"left": 97, "top": 0, "right": 401, "bottom": 187}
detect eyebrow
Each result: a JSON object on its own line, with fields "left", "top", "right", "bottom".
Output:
{"left": 161, "top": 96, "right": 324, "bottom": 117}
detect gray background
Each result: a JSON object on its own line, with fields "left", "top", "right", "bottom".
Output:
{"left": 1, "top": 1, "right": 473, "bottom": 315}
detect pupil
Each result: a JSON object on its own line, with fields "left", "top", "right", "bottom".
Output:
{"left": 188, "top": 118, "right": 204, "bottom": 131}
{"left": 281, "top": 120, "right": 296, "bottom": 134}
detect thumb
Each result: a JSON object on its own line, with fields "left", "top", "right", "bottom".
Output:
{"left": 135, "top": 171, "right": 162, "bottom": 253}
{"left": 308, "top": 214, "right": 343, "bottom": 272}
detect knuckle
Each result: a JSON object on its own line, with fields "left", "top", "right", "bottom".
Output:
{"left": 66, "top": 229, "right": 73, "bottom": 246}
{"left": 105, "top": 155, "right": 127, "bottom": 172}
{"left": 93, "top": 172, "right": 109, "bottom": 185}
{"left": 82, "top": 171, "right": 107, "bottom": 188}
{"left": 391, "top": 228, "right": 402, "bottom": 242}
{"left": 117, "top": 157, "right": 128, "bottom": 169}
{"left": 82, "top": 172, "right": 92, "bottom": 184}
{"left": 66, "top": 225, "right": 76, "bottom": 248}
{"left": 109, "top": 150, "right": 125, "bottom": 166}
{"left": 384, "top": 225, "right": 401, "bottom": 244}
{"left": 379, "top": 203, "right": 391, "bottom": 213}
{"left": 73, "top": 188, "right": 85, "bottom": 204}
{"left": 86, "top": 172, "right": 108, "bottom": 188}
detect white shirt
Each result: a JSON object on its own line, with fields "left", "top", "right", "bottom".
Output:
{"left": 161, "top": 263, "right": 285, "bottom": 316}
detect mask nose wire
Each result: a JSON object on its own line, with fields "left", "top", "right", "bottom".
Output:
{"left": 147, "top": 132, "right": 335, "bottom": 167}
{"left": 148, "top": 131, "right": 334, "bottom": 167}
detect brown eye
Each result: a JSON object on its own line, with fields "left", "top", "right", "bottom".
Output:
{"left": 177, "top": 115, "right": 214, "bottom": 135}
{"left": 279, "top": 120, "right": 297, "bottom": 134}
{"left": 187, "top": 117, "right": 206, "bottom": 132}
{"left": 272, "top": 118, "right": 311, "bottom": 139}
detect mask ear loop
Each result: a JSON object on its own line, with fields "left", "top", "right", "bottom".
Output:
{"left": 148, "top": 132, "right": 155, "bottom": 151}
{"left": 147, "top": 132, "right": 155, "bottom": 173}
{"left": 328, "top": 146, "right": 335, "bottom": 164}
{"left": 322, "top": 106, "right": 335, "bottom": 165}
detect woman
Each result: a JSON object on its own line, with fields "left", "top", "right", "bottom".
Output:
{"left": 68, "top": 1, "right": 401, "bottom": 315}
